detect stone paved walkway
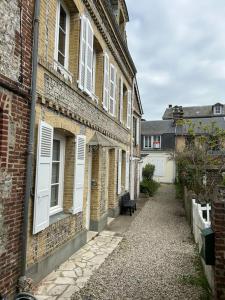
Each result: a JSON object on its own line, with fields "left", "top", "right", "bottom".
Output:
{"left": 34, "top": 231, "right": 122, "bottom": 299}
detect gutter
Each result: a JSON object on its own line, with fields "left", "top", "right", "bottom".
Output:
{"left": 21, "top": 0, "right": 40, "bottom": 278}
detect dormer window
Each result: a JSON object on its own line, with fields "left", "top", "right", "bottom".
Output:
{"left": 213, "top": 103, "right": 224, "bottom": 115}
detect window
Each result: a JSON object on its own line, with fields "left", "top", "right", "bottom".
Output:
{"left": 92, "top": 49, "right": 97, "bottom": 95}
{"left": 133, "top": 117, "right": 137, "bottom": 142}
{"left": 33, "top": 121, "right": 87, "bottom": 234}
{"left": 214, "top": 105, "right": 222, "bottom": 115}
{"left": 133, "top": 117, "right": 140, "bottom": 145}
{"left": 119, "top": 77, "right": 123, "bottom": 123}
{"left": 143, "top": 136, "right": 151, "bottom": 149}
{"left": 109, "top": 64, "right": 117, "bottom": 116}
{"left": 54, "top": 1, "right": 71, "bottom": 80}
{"left": 50, "top": 134, "right": 65, "bottom": 215}
{"left": 143, "top": 136, "right": 161, "bottom": 149}
{"left": 153, "top": 136, "right": 161, "bottom": 149}
{"left": 78, "top": 15, "right": 94, "bottom": 96}
{"left": 127, "top": 90, "right": 132, "bottom": 129}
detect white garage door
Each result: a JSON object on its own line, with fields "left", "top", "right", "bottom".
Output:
{"left": 150, "top": 158, "right": 165, "bottom": 177}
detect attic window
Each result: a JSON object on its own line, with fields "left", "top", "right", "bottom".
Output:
{"left": 214, "top": 105, "right": 223, "bottom": 115}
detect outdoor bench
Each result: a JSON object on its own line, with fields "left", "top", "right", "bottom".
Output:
{"left": 120, "top": 192, "right": 137, "bottom": 216}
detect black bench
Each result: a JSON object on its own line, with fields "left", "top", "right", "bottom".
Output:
{"left": 120, "top": 192, "right": 137, "bottom": 216}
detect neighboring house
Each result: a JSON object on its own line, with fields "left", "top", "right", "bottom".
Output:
{"left": 0, "top": 0, "right": 34, "bottom": 298}
{"left": 163, "top": 103, "right": 225, "bottom": 120}
{"left": 165, "top": 105, "right": 225, "bottom": 152}
{"left": 141, "top": 120, "right": 176, "bottom": 183}
{"left": 24, "top": 0, "right": 142, "bottom": 285}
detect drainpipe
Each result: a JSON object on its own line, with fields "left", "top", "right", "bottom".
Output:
{"left": 21, "top": 0, "right": 40, "bottom": 278}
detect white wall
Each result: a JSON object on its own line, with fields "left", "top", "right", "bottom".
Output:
{"left": 142, "top": 151, "right": 175, "bottom": 183}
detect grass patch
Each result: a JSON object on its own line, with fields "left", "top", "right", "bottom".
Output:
{"left": 178, "top": 247, "right": 212, "bottom": 299}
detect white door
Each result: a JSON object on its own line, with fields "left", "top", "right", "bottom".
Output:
{"left": 86, "top": 151, "right": 92, "bottom": 230}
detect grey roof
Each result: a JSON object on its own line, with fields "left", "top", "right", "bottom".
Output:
{"left": 176, "top": 117, "right": 225, "bottom": 135}
{"left": 163, "top": 104, "right": 225, "bottom": 120}
{"left": 141, "top": 120, "right": 174, "bottom": 135}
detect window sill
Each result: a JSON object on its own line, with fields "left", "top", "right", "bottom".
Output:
{"left": 49, "top": 212, "right": 71, "bottom": 225}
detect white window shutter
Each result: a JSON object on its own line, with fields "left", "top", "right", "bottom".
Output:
{"left": 33, "top": 121, "right": 53, "bottom": 234}
{"left": 127, "top": 90, "right": 132, "bottom": 129}
{"left": 78, "top": 16, "right": 87, "bottom": 90}
{"left": 125, "top": 152, "right": 130, "bottom": 191}
{"left": 109, "top": 64, "right": 116, "bottom": 116}
{"left": 84, "top": 18, "right": 93, "bottom": 95}
{"left": 119, "top": 77, "right": 123, "bottom": 123}
{"left": 117, "top": 149, "right": 122, "bottom": 194}
{"left": 136, "top": 118, "right": 140, "bottom": 145}
{"left": 103, "top": 53, "right": 110, "bottom": 111}
{"left": 73, "top": 135, "right": 86, "bottom": 214}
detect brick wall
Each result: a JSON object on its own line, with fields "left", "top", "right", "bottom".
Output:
{"left": 0, "top": 90, "right": 30, "bottom": 298}
{"left": 211, "top": 187, "right": 225, "bottom": 299}
{"left": 0, "top": 0, "right": 33, "bottom": 297}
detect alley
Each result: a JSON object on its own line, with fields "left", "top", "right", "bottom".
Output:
{"left": 72, "top": 185, "right": 206, "bottom": 300}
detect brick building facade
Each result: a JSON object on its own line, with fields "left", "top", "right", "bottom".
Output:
{"left": 23, "top": 0, "right": 142, "bottom": 284}
{"left": 0, "top": 0, "right": 34, "bottom": 298}
{"left": 211, "top": 187, "right": 225, "bottom": 299}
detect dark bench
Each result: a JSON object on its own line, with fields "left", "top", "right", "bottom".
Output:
{"left": 120, "top": 192, "right": 137, "bottom": 216}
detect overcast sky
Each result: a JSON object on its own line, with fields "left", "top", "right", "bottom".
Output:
{"left": 126, "top": 0, "right": 225, "bottom": 120}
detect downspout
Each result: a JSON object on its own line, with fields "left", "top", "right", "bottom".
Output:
{"left": 21, "top": 0, "right": 40, "bottom": 278}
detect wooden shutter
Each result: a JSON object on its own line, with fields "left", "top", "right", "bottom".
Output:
{"left": 78, "top": 15, "right": 87, "bottom": 90}
{"left": 125, "top": 152, "right": 130, "bottom": 191}
{"left": 136, "top": 118, "right": 140, "bottom": 145}
{"left": 119, "top": 77, "right": 123, "bottom": 123}
{"left": 33, "top": 121, "right": 53, "bottom": 234}
{"left": 127, "top": 89, "right": 132, "bottom": 129}
{"left": 84, "top": 18, "right": 94, "bottom": 95}
{"left": 73, "top": 135, "right": 86, "bottom": 214}
{"left": 109, "top": 64, "right": 116, "bottom": 116}
{"left": 103, "top": 53, "right": 110, "bottom": 111}
{"left": 117, "top": 149, "right": 122, "bottom": 194}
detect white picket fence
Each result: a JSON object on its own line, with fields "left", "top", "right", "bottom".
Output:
{"left": 192, "top": 199, "right": 211, "bottom": 246}
{"left": 192, "top": 199, "right": 214, "bottom": 290}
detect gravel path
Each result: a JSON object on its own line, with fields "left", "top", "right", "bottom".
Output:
{"left": 72, "top": 185, "right": 205, "bottom": 300}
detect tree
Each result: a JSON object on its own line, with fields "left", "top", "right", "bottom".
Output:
{"left": 175, "top": 119, "right": 225, "bottom": 202}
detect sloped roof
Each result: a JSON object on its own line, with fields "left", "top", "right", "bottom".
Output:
{"left": 88, "top": 132, "right": 118, "bottom": 147}
{"left": 163, "top": 104, "right": 225, "bottom": 120}
{"left": 176, "top": 117, "right": 225, "bottom": 135}
{"left": 141, "top": 120, "right": 174, "bottom": 135}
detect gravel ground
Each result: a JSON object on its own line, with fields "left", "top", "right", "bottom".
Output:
{"left": 72, "top": 185, "right": 206, "bottom": 300}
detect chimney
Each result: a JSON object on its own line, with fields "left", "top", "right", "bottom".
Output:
{"left": 172, "top": 105, "right": 184, "bottom": 125}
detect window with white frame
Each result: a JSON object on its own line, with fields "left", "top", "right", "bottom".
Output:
{"left": 33, "top": 121, "right": 87, "bottom": 234}
{"left": 50, "top": 133, "right": 65, "bottom": 215}
{"left": 54, "top": 1, "right": 71, "bottom": 79}
{"left": 214, "top": 105, "right": 223, "bottom": 115}
{"left": 143, "top": 136, "right": 151, "bottom": 149}
{"left": 152, "top": 136, "right": 161, "bottom": 149}
{"left": 143, "top": 135, "right": 161, "bottom": 149}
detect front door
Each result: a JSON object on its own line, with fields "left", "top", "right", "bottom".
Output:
{"left": 86, "top": 151, "right": 92, "bottom": 230}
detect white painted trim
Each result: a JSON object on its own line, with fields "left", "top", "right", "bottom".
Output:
{"left": 49, "top": 133, "right": 65, "bottom": 216}
{"left": 54, "top": 0, "right": 70, "bottom": 70}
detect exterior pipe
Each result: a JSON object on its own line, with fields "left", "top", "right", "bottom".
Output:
{"left": 21, "top": 0, "right": 40, "bottom": 277}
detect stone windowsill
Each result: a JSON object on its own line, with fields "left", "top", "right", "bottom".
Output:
{"left": 49, "top": 212, "right": 71, "bottom": 225}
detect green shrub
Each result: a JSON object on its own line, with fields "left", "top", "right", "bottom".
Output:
{"left": 140, "top": 178, "right": 160, "bottom": 197}
{"left": 142, "top": 164, "right": 155, "bottom": 181}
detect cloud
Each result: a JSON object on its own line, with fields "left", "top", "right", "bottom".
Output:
{"left": 126, "top": 0, "right": 225, "bottom": 120}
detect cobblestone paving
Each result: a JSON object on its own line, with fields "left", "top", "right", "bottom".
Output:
{"left": 34, "top": 231, "right": 122, "bottom": 299}
{"left": 72, "top": 185, "right": 206, "bottom": 300}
